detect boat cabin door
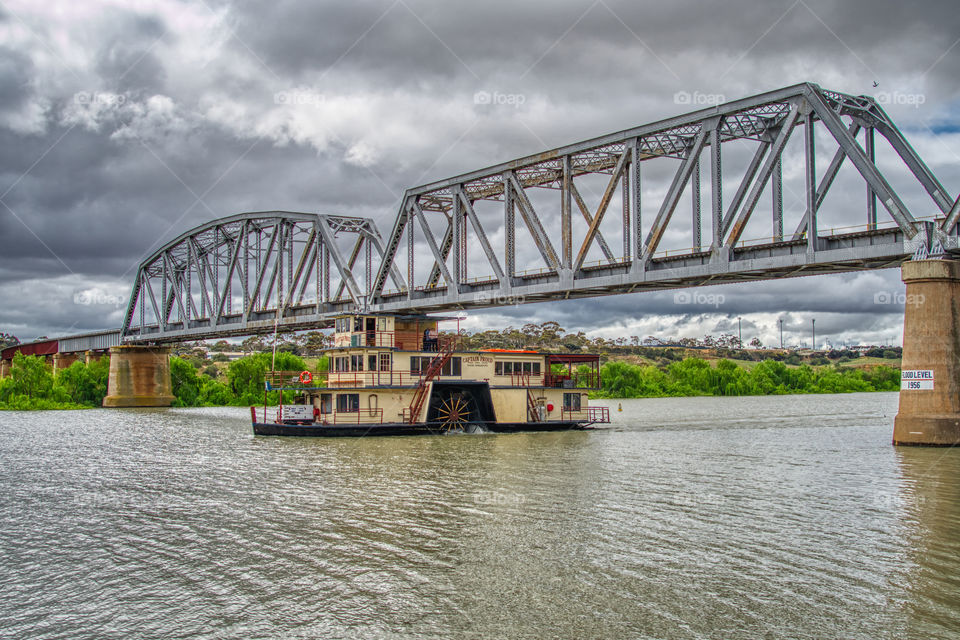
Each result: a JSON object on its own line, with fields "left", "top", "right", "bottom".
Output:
{"left": 320, "top": 393, "right": 332, "bottom": 419}
{"left": 365, "top": 317, "right": 376, "bottom": 346}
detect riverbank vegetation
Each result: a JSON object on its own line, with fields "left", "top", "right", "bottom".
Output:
{"left": 0, "top": 351, "right": 327, "bottom": 410}
{"left": 592, "top": 358, "right": 900, "bottom": 399}
{"left": 0, "top": 353, "right": 107, "bottom": 409}
{"left": 0, "top": 320, "right": 901, "bottom": 409}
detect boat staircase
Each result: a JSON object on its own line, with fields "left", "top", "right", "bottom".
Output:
{"left": 526, "top": 390, "right": 541, "bottom": 422}
{"left": 406, "top": 339, "right": 455, "bottom": 424}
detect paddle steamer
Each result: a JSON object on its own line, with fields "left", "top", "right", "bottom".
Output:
{"left": 251, "top": 313, "right": 609, "bottom": 436}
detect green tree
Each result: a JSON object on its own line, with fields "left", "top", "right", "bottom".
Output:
{"left": 56, "top": 358, "right": 110, "bottom": 407}
{"left": 170, "top": 357, "right": 203, "bottom": 407}
{"left": 227, "top": 352, "right": 307, "bottom": 405}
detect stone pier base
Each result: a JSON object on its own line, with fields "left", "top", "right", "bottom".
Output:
{"left": 893, "top": 259, "right": 960, "bottom": 445}
{"left": 52, "top": 352, "right": 80, "bottom": 374}
{"left": 102, "top": 345, "right": 175, "bottom": 408}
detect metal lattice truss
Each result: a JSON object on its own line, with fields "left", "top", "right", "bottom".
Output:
{"left": 369, "top": 82, "right": 959, "bottom": 315}
{"left": 122, "top": 212, "right": 404, "bottom": 341}
{"left": 120, "top": 83, "right": 960, "bottom": 342}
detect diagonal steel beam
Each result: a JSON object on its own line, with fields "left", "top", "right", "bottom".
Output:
{"left": 426, "top": 215, "right": 454, "bottom": 288}
{"left": 874, "top": 112, "right": 953, "bottom": 213}
{"left": 569, "top": 181, "right": 616, "bottom": 263}
{"left": 456, "top": 185, "right": 506, "bottom": 285}
{"left": 261, "top": 225, "right": 283, "bottom": 309}
{"left": 575, "top": 148, "right": 631, "bottom": 271}
{"left": 288, "top": 227, "right": 317, "bottom": 306}
{"left": 120, "top": 269, "right": 142, "bottom": 336}
{"left": 359, "top": 222, "right": 406, "bottom": 291}
{"left": 371, "top": 197, "right": 411, "bottom": 297}
{"left": 245, "top": 223, "right": 278, "bottom": 321}
{"left": 214, "top": 220, "right": 245, "bottom": 322}
{"left": 295, "top": 238, "right": 318, "bottom": 305}
{"left": 642, "top": 128, "right": 708, "bottom": 260}
{"left": 805, "top": 88, "right": 917, "bottom": 237}
{"left": 333, "top": 234, "right": 364, "bottom": 302}
{"left": 944, "top": 194, "right": 960, "bottom": 235}
{"left": 507, "top": 171, "right": 561, "bottom": 271}
{"left": 413, "top": 199, "right": 454, "bottom": 288}
{"left": 143, "top": 273, "right": 161, "bottom": 328}
{"left": 166, "top": 253, "right": 187, "bottom": 324}
{"left": 315, "top": 217, "right": 364, "bottom": 305}
{"left": 720, "top": 140, "right": 770, "bottom": 238}
{"left": 794, "top": 121, "right": 861, "bottom": 238}
{"left": 725, "top": 103, "right": 801, "bottom": 247}
{"left": 191, "top": 237, "right": 215, "bottom": 318}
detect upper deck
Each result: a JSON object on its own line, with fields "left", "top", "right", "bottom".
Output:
{"left": 269, "top": 313, "right": 602, "bottom": 392}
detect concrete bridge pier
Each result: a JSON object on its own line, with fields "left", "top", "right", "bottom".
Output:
{"left": 893, "top": 259, "right": 960, "bottom": 445}
{"left": 102, "top": 345, "right": 175, "bottom": 408}
{"left": 52, "top": 352, "right": 80, "bottom": 374}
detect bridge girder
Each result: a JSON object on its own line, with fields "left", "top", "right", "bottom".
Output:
{"left": 121, "top": 211, "right": 403, "bottom": 343}
{"left": 369, "top": 82, "right": 958, "bottom": 314}
{"left": 118, "top": 83, "right": 960, "bottom": 344}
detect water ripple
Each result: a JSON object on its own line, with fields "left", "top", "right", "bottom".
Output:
{"left": 0, "top": 394, "right": 958, "bottom": 638}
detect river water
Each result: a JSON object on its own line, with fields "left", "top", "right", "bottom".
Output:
{"left": 0, "top": 392, "right": 958, "bottom": 639}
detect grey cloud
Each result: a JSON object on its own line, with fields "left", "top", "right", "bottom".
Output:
{"left": 0, "top": 0, "right": 957, "bottom": 340}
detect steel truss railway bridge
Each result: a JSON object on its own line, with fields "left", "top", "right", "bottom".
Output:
{"left": 13, "top": 83, "right": 960, "bottom": 351}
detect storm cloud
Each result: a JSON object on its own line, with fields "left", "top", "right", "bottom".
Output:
{"left": 0, "top": 0, "right": 958, "bottom": 345}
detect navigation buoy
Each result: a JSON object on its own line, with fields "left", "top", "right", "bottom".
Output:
{"left": 618, "top": 402, "right": 622, "bottom": 412}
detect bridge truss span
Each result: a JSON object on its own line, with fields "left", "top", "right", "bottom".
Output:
{"left": 122, "top": 211, "right": 404, "bottom": 343}
{"left": 370, "top": 82, "right": 960, "bottom": 313}
{"left": 118, "top": 83, "right": 960, "bottom": 343}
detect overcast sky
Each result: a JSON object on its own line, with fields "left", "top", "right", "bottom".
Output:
{"left": 1, "top": 0, "right": 958, "bottom": 348}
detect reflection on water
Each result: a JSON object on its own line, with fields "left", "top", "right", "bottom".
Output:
{"left": 892, "top": 447, "right": 960, "bottom": 638}
{"left": 0, "top": 393, "right": 957, "bottom": 639}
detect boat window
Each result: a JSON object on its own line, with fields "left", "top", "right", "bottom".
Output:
{"left": 563, "top": 393, "right": 581, "bottom": 411}
{"left": 440, "top": 357, "right": 462, "bottom": 377}
{"left": 523, "top": 362, "right": 532, "bottom": 374}
{"left": 354, "top": 317, "right": 362, "bottom": 332}
{"left": 495, "top": 362, "right": 503, "bottom": 376}
{"left": 336, "top": 393, "right": 359, "bottom": 412}
{"left": 379, "top": 353, "right": 391, "bottom": 372}
{"left": 351, "top": 355, "right": 364, "bottom": 371}
{"left": 533, "top": 362, "right": 541, "bottom": 375}
{"left": 377, "top": 317, "right": 388, "bottom": 331}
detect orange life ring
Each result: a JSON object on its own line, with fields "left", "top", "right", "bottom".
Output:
{"left": 299, "top": 370, "right": 313, "bottom": 384}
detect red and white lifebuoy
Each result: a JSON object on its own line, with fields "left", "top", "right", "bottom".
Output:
{"left": 299, "top": 370, "right": 313, "bottom": 384}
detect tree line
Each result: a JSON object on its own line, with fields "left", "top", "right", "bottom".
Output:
{"left": 592, "top": 358, "right": 900, "bottom": 399}
{"left": 0, "top": 351, "right": 326, "bottom": 410}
